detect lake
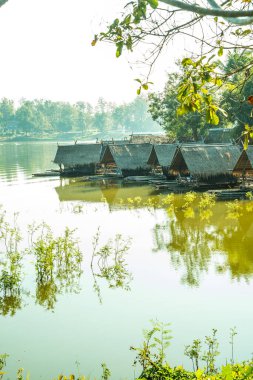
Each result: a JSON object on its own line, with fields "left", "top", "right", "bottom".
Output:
{"left": 0, "top": 142, "right": 253, "bottom": 380}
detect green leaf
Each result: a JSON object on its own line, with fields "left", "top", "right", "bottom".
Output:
{"left": 242, "top": 29, "right": 251, "bottom": 36}
{"left": 206, "top": 108, "right": 219, "bottom": 125}
{"left": 91, "top": 35, "right": 98, "bottom": 46}
{"left": 177, "top": 105, "right": 187, "bottom": 116}
{"left": 245, "top": 366, "right": 253, "bottom": 376}
{"left": 182, "top": 58, "right": 195, "bottom": 67}
{"left": 124, "top": 14, "right": 132, "bottom": 25}
{"left": 195, "top": 369, "right": 204, "bottom": 379}
{"left": 221, "top": 365, "right": 233, "bottom": 380}
{"left": 147, "top": 0, "right": 158, "bottom": 9}
{"left": 116, "top": 41, "right": 123, "bottom": 57}
{"left": 244, "top": 135, "right": 249, "bottom": 150}
{"left": 215, "top": 78, "right": 223, "bottom": 86}
{"left": 218, "top": 46, "right": 223, "bottom": 57}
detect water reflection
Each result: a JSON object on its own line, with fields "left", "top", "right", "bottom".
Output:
{"left": 0, "top": 210, "right": 24, "bottom": 316}
{"left": 55, "top": 180, "right": 253, "bottom": 287}
{"left": 91, "top": 229, "right": 132, "bottom": 303}
{"left": 153, "top": 195, "right": 253, "bottom": 286}
{"left": 0, "top": 211, "right": 133, "bottom": 314}
{"left": 0, "top": 142, "right": 57, "bottom": 184}
{"left": 55, "top": 177, "right": 155, "bottom": 206}
{"left": 29, "top": 224, "right": 83, "bottom": 311}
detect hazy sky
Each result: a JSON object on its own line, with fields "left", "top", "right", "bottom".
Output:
{"left": 0, "top": 0, "right": 183, "bottom": 105}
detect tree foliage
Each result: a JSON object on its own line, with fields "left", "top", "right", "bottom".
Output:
{"left": 0, "top": 97, "right": 160, "bottom": 138}
{"left": 95, "top": 0, "right": 253, "bottom": 138}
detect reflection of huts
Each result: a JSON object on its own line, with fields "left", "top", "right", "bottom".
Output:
{"left": 169, "top": 144, "right": 241, "bottom": 185}
{"left": 233, "top": 146, "right": 253, "bottom": 177}
{"left": 204, "top": 127, "right": 235, "bottom": 144}
{"left": 53, "top": 144, "right": 102, "bottom": 175}
{"left": 100, "top": 144, "right": 153, "bottom": 177}
{"left": 147, "top": 144, "right": 178, "bottom": 178}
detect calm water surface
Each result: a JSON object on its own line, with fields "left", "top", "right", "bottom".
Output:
{"left": 0, "top": 142, "right": 253, "bottom": 379}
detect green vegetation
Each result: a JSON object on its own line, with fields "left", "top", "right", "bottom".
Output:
{"left": 29, "top": 223, "right": 83, "bottom": 310}
{"left": 1, "top": 322, "right": 253, "bottom": 379}
{"left": 91, "top": 228, "right": 132, "bottom": 302}
{"left": 95, "top": 1, "right": 253, "bottom": 144}
{"left": 0, "top": 212, "right": 84, "bottom": 315}
{"left": 1, "top": 192, "right": 253, "bottom": 314}
{"left": 0, "top": 97, "right": 160, "bottom": 139}
{"left": 148, "top": 51, "right": 253, "bottom": 142}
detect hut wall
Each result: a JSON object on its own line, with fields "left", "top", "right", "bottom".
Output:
{"left": 169, "top": 150, "right": 190, "bottom": 176}
{"left": 233, "top": 151, "right": 253, "bottom": 177}
{"left": 161, "top": 166, "right": 177, "bottom": 179}
{"left": 100, "top": 146, "right": 115, "bottom": 165}
{"left": 147, "top": 147, "right": 158, "bottom": 166}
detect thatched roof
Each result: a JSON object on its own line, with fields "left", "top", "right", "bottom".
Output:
{"left": 233, "top": 146, "right": 253, "bottom": 176}
{"left": 129, "top": 134, "right": 171, "bottom": 144}
{"left": 53, "top": 143, "right": 102, "bottom": 166}
{"left": 101, "top": 143, "right": 153, "bottom": 170}
{"left": 204, "top": 128, "right": 235, "bottom": 144}
{"left": 148, "top": 144, "right": 178, "bottom": 167}
{"left": 170, "top": 144, "right": 241, "bottom": 177}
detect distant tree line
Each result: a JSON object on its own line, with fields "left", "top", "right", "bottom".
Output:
{"left": 0, "top": 96, "right": 161, "bottom": 137}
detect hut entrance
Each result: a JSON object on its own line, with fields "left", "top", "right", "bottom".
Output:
{"left": 99, "top": 145, "right": 118, "bottom": 174}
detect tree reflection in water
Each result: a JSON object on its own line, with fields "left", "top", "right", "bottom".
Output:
{"left": 29, "top": 223, "right": 83, "bottom": 311}
{"left": 91, "top": 228, "right": 132, "bottom": 303}
{"left": 0, "top": 210, "right": 23, "bottom": 316}
{"left": 153, "top": 193, "right": 253, "bottom": 286}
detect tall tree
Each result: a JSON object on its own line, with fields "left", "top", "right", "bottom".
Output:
{"left": 94, "top": 0, "right": 253, "bottom": 130}
{"left": 148, "top": 73, "right": 209, "bottom": 141}
{"left": 221, "top": 51, "right": 253, "bottom": 138}
{"left": 0, "top": 98, "right": 15, "bottom": 133}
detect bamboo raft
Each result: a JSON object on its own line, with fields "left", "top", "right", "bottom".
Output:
{"left": 32, "top": 170, "right": 60, "bottom": 177}
{"left": 208, "top": 187, "right": 253, "bottom": 200}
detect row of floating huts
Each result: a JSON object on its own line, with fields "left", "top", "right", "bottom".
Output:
{"left": 53, "top": 142, "right": 253, "bottom": 187}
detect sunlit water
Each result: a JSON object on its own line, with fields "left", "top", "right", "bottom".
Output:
{"left": 0, "top": 142, "right": 253, "bottom": 380}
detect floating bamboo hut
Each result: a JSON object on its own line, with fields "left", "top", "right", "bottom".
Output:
{"left": 233, "top": 146, "right": 253, "bottom": 177}
{"left": 100, "top": 143, "right": 153, "bottom": 177}
{"left": 169, "top": 144, "right": 241, "bottom": 185}
{"left": 147, "top": 144, "right": 178, "bottom": 178}
{"left": 129, "top": 133, "right": 171, "bottom": 144}
{"left": 53, "top": 143, "right": 102, "bottom": 175}
{"left": 204, "top": 127, "right": 235, "bottom": 144}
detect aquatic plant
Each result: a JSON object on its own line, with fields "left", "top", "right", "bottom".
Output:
{"left": 131, "top": 320, "right": 172, "bottom": 371}
{"left": 229, "top": 327, "right": 237, "bottom": 365}
{"left": 1, "top": 324, "right": 253, "bottom": 379}
{"left": 91, "top": 228, "right": 132, "bottom": 302}
{"left": 29, "top": 223, "right": 83, "bottom": 310}
{"left": 132, "top": 322, "right": 253, "bottom": 380}
{"left": 0, "top": 211, "right": 23, "bottom": 316}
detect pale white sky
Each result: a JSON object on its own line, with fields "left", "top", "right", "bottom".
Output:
{"left": 0, "top": 0, "right": 184, "bottom": 105}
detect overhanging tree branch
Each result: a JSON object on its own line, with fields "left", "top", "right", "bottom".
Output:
{"left": 206, "top": 0, "right": 253, "bottom": 25}
{"left": 0, "top": 0, "right": 8, "bottom": 8}
{"left": 159, "top": 0, "right": 253, "bottom": 19}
